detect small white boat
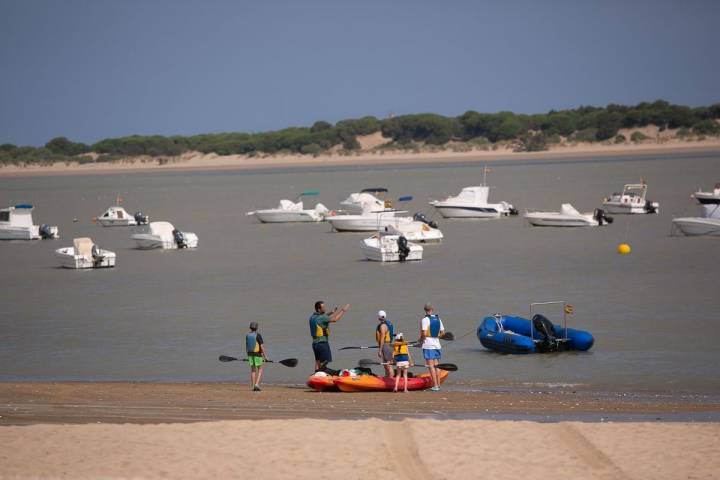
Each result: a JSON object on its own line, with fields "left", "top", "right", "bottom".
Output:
{"left": 602, "top": 183, "right": 659, "bottom": 214}
{"left": 327, "top": 206, "right": 404, "bottom": 232}
{"left": 56, "top": 237, "right": 116, "bottom": 269}
{"left": 0, "top": 204, "right": 59, "bottom": 240}
{"left": 339, "top": 188, "right": 388, "bottom": 214}
{"left": 692, "top": 184, "right": 720, "bottom": 205}
{"left": 384, "top": 216, "right": 443, "bottom": 243}
{"left": 131, "top": 221, "right": 198, "bottom": 249}
{"left": 524, "top": 204, "right": 613, "bottom": 227}
{"left": 430, "top": 186, "right": 517, "bottom": 218}
{"left": 360, "top": 233, "right": 423, "bottom": 262}
{"left": 672, "top": 204, "right": 720, "bottom": 236}
{"left": 96, "top": 205, "right": 148, "bottom": 227}
{"left": 247, "top": 190, "right": 328, "bottom": 223}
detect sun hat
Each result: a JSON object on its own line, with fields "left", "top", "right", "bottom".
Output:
{"left": 394, "top": 333, "right": 404, "bottom": 339}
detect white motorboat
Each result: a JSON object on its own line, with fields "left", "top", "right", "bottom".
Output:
{"left": 247, "top": 190, "right": 328, "bottom": 223}
{"left": 384, "top": 215, "right": 443, "bottom": 243}
{"left": 56, "top": 237, "right": 116, "bottom": 269}
{"left": 602, "top": 183, "right": 659, "bottom": 214}
{"left": 0, "top": 204, "right": 59, "bottom": 240}
{"left": 524, "top": 204, "right": 613, "bottom": 227}
{"left": 131, "top": 221, "right": 198, "bottom": 249}
{"left": 339, "top": 188, "right": 388, "bottom": 214}
{"left": 327, "top": 206, "right": 405, "bottom": 232}
{"left": 430, "top": 186, "right": 517, "bottom": 218}
{"left": 692, "top": 184, "right": 720, "bottom": 205}
{"left": 672, "top": 203, "right": 720, "bottom": 237}
{"left": 360, "top": 233, "right": 423, "bottom": 262}
{"left": 96, "top": 205, "right": 148, "bottom": 227}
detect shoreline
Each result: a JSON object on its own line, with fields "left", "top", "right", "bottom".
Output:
{"left": 1, "top": 142, "right": 720, "bottom": 177}
{"left": 2, "top": 382, "right": 718, "bottom": 425}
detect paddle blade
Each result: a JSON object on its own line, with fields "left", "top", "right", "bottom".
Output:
{"left": 278, "top": 358, "right": 298, "bottom": 367}
{"left": 436, "top": 363, "right": 458, "bottom": 372}
{"left": 339, "top": 346, "right": 361, "bottom": 350}
{"left": 218, "top": 355, "right": 238, "bottom": 362}
{"left": 358, "top": 358, "right": 381, "bottom": 367}
{"left": 441, "top": 331, "right": 455, "bottom": 341}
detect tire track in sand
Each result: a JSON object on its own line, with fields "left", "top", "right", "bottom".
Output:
{"left": 555, "top": 424, "right": 633, "bottom": 480}
{"left": 383, "top": 420, "right": 433, "bottom": 480}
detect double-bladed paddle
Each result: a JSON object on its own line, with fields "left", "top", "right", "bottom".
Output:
{"left": 358, "top": 358, "right": 458, "bottom": 372}
{"left": 339, "top": 331, "right": 455, "bottom": 350}
{"left": 218, "top": 355, "right": 298, "bottom": 367}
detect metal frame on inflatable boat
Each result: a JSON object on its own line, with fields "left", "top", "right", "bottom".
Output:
{"left": 529, "top": 300, "right": 570, "bottom": 342}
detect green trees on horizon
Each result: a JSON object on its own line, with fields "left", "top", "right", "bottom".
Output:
{"left": 2, "top": 100, "right": 719, "bottom": 166}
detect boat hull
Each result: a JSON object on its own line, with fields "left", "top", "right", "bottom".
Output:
{"left": 672, "top": 217, "right": 720, "bottom": 236}
{"left": 602, "top": 201, "right": 659, "bottom": 214}
{"left": 131, "top": 233, "right": 199, "bottom": 249}
{"left": 477, "top": 315, "right": 594, "bottom": 354}
{"left": 328, "top": 213, "right": 399, "bottom": 232}
{"left": 254, "top": 210, "right": 322, "bottom": 223}
{"left": 0, "top": 226, "right": 39, "bottom": 240}
{"left": 55, "top": 248, "right": 116, "bottom": 269}
{"left": 361, "top": 236, "right": 423, "bottom": 262}
{"left": 524, "top": 214, "right": 596, "bottom": 227}
{"left": 430, "top": 204, "right": 504, "bottom": 219}
{"left": 99, "top": 218, "right": 137, "bottom": 227}
{"left": 333, "top": 371, "right": 449, "bottom": 392}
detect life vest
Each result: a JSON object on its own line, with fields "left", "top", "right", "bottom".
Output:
{"left": 393, "top": 341, "right": 409, "bottom": 361}
{"left": 309, "top": 313, "right": 330, "bottom": 341}
{"left": 246, "top": 332, "right": 261, "bottom": 355}
{"left": 375, "top": 319, "right": 394, "bottom": 344}
{"left": 423, "top": 314, "right": 442, "bottom": 338}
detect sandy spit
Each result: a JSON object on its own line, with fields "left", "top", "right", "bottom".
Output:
{"left": 2, "top": 141, "right": 720, "bottom": 177}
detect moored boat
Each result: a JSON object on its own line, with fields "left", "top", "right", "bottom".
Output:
{"left": 361, "top": 233, "right": 423, "bottom": 262}
{"left": 55, "top": 237, "right": 116, "bottom": 269}
{"left": 524, "top": 204, "right": 613, "bottom": 227}
{"left": 602, "top": 183, "right": 659, "bottom": 214}
{"left": 131, "top": 221, "right": 198, "bottom": 249}
{"left": 96, "top": 205, "right": 148, "bottom": 227}
{"left": 0, "top": 204, "right": 58, "bottom": 240}
{"left": 247, "top": 190, "right": 329, "bottom": 223}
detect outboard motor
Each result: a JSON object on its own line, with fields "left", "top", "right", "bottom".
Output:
{"left": 593, "top": 208, "right": 614, "bottom": 225}
{"left": 532, "top": 314, "right": 558, "bottom": 352}
{"left": 508, "top": 207, "right": 519, "bottom": 216}
{"left": 172, "top": 229, "right": 188, "bottom": 248}
{"left": 39, "top": 224, "right": 55, "bottom": 239}
{"left": 396, "top": 235, "right": 410, "bottom": 262}
{"left": 134, "top": 211, "right": 149, "bottom": 225}
{"left": 644, "top": 200, "right": 658, "bottom": 214}
{"left": 413, "top": 212, "right": 438, "bottom": 229}
{"left": 91, "top": 244, "right": 105, "bottom": 267}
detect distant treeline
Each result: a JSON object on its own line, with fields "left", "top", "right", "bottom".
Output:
{"left": 2, "top": 100, "right": 719, "bottom": 166}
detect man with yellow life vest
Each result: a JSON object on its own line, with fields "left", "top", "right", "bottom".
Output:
{"left": 418, "top": 302, "right": 445, "bottom": 391}
{"left": 309, "top": 300, "right": 351, "bottom": 371}
{"left": 246, "top": 321, "right": 268, "bottom": 392}
{"left": 392, "top": 333, "right": 414, "bottom": 393}
{"left": 375, "top": 310, "right": 394, "bottom": 377}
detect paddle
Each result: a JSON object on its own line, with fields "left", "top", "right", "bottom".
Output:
{"left": 218, "top": 355, "right": 298, "bottom": 367}
{"left": 338, "top": 331, "right": 455, "bottom": 350}
{"left": 358, "top": 358, "right": 458, "bottom": 372}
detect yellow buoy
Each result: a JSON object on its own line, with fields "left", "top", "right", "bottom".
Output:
{"left": 617, "top": 243, "right": 631, "bottom": 255}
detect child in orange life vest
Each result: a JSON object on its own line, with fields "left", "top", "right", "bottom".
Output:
{"left": 392, "top": 333, "right": 414, "bottom": 393}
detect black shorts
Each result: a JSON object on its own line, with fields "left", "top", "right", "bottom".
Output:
{"left": 312, "top": 342, "right": 332, "bottom": 364}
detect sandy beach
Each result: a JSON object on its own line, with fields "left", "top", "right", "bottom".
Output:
{"left": 2, "top": 138, "right": 720, "bottom": 177}
{"left": 1, "top": 383, "right": 719, "bottom": 479}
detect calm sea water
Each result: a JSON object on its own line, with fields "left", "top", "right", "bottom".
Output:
{"left": 1, "top": 152, "right": 719, "bottom": 394}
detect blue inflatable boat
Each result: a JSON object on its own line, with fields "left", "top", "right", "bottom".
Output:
{"left": 477, "top": 314, "right": 594, "bottom": 354}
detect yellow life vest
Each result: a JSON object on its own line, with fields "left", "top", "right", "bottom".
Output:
{"left": 393, "top": 341, "right": 409, "bottom": 356}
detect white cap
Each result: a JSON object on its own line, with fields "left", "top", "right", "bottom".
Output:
{"left": 378, "top": 310, "right": 387, "bottom": 318}
{"left": 394, "top": 333, "right": 403, "bottom": 339}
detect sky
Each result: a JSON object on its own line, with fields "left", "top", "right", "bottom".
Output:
{"left": 1, "top": 0, "right": 718, "bottom": 146}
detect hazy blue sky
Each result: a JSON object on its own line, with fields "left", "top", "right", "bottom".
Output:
{"left": 1, "top": 0, "right": 718, "bottom": 146}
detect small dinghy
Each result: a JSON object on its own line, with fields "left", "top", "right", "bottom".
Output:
{"left": 56, "top": 237, "right": 116, "bottom": 269}
{"left": 602, "top": 182, "right": 659, "bottom": 214}
{"left": 361, "top": 233, "right": 423, "bottom": 262}
{"left": 131, "top": 221, "right": 198, "bottom": 249}
{"left": 477, "top": 301, "right": 594, "bottom": 354}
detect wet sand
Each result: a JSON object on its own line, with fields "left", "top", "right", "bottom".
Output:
{"left": 1, "top": 382, "right": 718, "bottom": 425}
{"left": 1, "top": 383, "right": 719, "bottom": 480}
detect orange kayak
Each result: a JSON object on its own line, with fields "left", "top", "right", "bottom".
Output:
{"left": 333, "top": 370, "right": 449, "bottom": 392}
{"left": 307, "top": 373, "right": 339, "bottom": 392}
